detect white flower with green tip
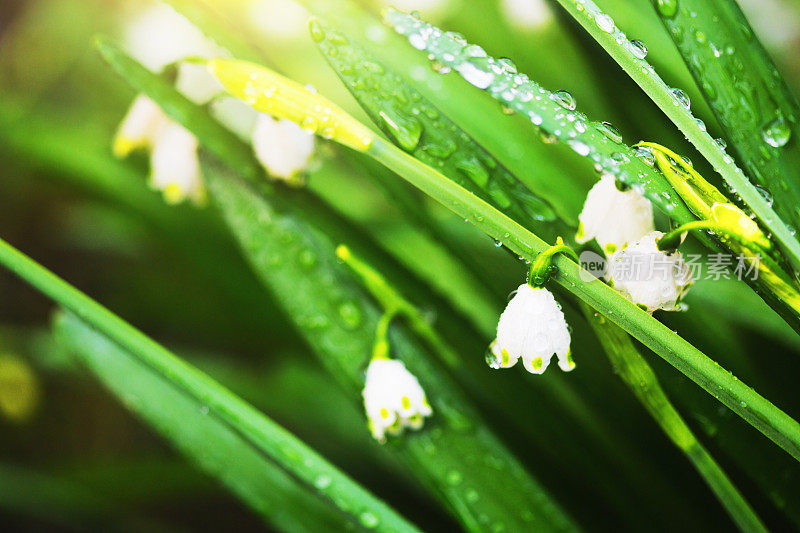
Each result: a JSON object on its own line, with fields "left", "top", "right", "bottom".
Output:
{"left": 490, "top": 284, "right": 574, "bottom": 374}
{"left": 252, "top": 113, "right": 316, "bottom": 183}
{"left": 362, "top": 358, "right": 432, "bottom": 443}
{"left": 606, "top": 231, "right": 693, "bottom": 313}
{"left": 576, "top": 173, "right": 654, "bottom": 256}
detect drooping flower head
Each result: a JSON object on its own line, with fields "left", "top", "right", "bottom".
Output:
{"left": 149, "top": 121, "right": 206, "bottom": 205}
{"left": 606, "top": 231, "right": 694, "bottom": 313}
{"left": 489, "top": 284, "right": 574, "bottom": 374}
{"left": 123, "top": 3, "right": 224, "bottom": 103}
{"left": 362, "top": 358, "right": 433, "bottom": 443}
{"left": 113, "top": 96, "right": 206, "bottom": 205}
{"left": 576, "top": 173, "right": 654, "bottom": 256}
{"left": 113, "top": 4, "right": 224, "bottom": 205}
{"left": 252, "top": 113, "right": 315, "bottom": 183}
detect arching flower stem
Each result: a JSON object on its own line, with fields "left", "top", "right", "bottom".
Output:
{"left": 656, "top": 220, "right": 774, "bottom": 258}
{"left": 528, "top": 237, "right": 580, "bottom": 287}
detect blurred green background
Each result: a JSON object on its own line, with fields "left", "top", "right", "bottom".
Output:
{"left": 2, "top": 0, "right": 800, "bottom": 530}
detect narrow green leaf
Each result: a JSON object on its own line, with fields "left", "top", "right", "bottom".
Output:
{"left": 93, "top": 33, "right": 578, "bottom": 531}
{"left": 583, "top": 305, "right": 767, "bottom": 533}
{"left": 205, "top": 158, "right": 578, "bottom": 532}
{"left": 382, "top": 8, "right": 697, "bottom": 227}
{"left": 363, "top": 135, "right": 800, "bottom": 461}
{"left": 0, "top": 237, "right": 420, "bottom": 532}
{"left": 310, "top": 18, "right": 558, "bottom": 226}
{"left": 547, "top": 0, "right": 800, "bottom": 273}
{"left": 93, "top": 35, "right": 262, "bottom": 184}
{"left": 52, "top": 312, "right": 361, "bottom": 532}
{"left": 651, "top": 0, "right": 800, "bottom": 233}
{"left": 296, "top": 0, "right": 589, "bottom": 222}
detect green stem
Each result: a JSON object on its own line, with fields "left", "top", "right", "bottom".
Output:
{"left": 337, "top": 244, "right": 463, "bottom": 369}
{"left": 369, "top": 136, "right": 800, "bottom": 461}
{"left": 372, "top": 311, "right": 395, "bottom": 359}
{"left": 552, "top": 0, "right": 800, "bottom": 274}
{"left": 528, "top": 237, "right": 580, "bottom": 287}
{"left": 657, "top": 220, "right": 773, "bottom": 257}
{"left": 582, "top": 305, "right": 767, "bottom": 533}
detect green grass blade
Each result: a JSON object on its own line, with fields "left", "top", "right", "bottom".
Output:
{"left": 0, "top": 237, "right": 421, "bottom": 532}
{"left": 382, "top": 9, "right": 697, "bottom": 227}
{"left": 204, "top": 157, "right": 579, "bottom": 532}
{"left": 310, "top": 18, "right": 558, "bottom": 227}
{"left": 93, "top": 32, "right": 578, "bottom": 531}
{"left": 651, "top": 0, "right": 800, "bottom": 233}
{"left": 93, "top": 35, "right": 263, "bottom": 184}
{"left": 379, "top": 9, "right": 800, "bottom": 332}
{"left": 364, "top": 136, "right": 800, "bottom": 461}
{"left": 583, "top": 305, "right": 767, "bottom": 533}
{"left": 201, "top": 37, "right": 800, "bottom": 460}
{"left": 51, "top": 312, "right": 362, "bottom": 532}
{"left": 297, "top": 0, "right": 589, "bottom": 222}
{"left": 546, "top": 0, "right": 800, "bottom": 273}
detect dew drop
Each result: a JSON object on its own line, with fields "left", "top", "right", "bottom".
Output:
{"left": 337, "top": 300, "right": 363, "bottom": 330}
{"left": 309, "top": 20, "right": 325, "bottom": 43}
{"left": 655, "top": 0, "right": 678, "bottom": 18}
{"left": 455, "top": 61, "right": 495, "bottom": 89}
{"left": 763, "top": 116, "right": 791, "bottom": 148}
{"left": 568, "top": 139, "right": 591, "bottom": 156}
{"left": 628, "top": 39, "right": 648, "bottom": 59}
{"left": 595, "top": 13, "right": 615, "bottom": 33}
{"left": 359, "top": 512, "right": 380, "bottom": 529}
{"left": 597, "top": 121, "right": 623, "bottom": 143}
{"left": 633, "top": 146, "right": 655, "bottom": 166}
{"left": 378, "top": 110, "right": 422, "bottom": 151}
{"left": 314, "top": 475, "right": 332, "bottom": 489}
{"left": 695, "top": 118, "right": 706, "bottom": 132}
{"left": 552, "top": 90, "right": 576, "bottom": 111}
{"left": 485, "top": 347, "right": 501, "bottom": 369}
{"left": 715, "top": 137, "right": 727, "bottom": 150}
{"left": 755, "top": 185, "right": 774, "bottom": 207}
{"left": 670, "top": 87, "right": 691, "bottom": 110}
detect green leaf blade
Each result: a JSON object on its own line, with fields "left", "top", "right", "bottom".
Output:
{"left": 205, "top": 159, "right": 579, "bottom": 533}
{"left": 52, "top": 312, "right": 358, "bottom": 533}
{"left": 652, "top": 0, "right": 800, "bottom": 232}
{"left": 310, "top": 18, "right": 557, "bottom": 226}
{"left": 382, "top": 8, "right": 697, "bottom": 227}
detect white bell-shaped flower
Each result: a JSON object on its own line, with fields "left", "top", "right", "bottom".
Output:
{"left": 576, "top": 173, "right": 654, "bottom": 256}
{"left": 490, "top": 284, "right": 574, "bottom": 374}
{"left": 124, "top": 3, "right": 224, "bottom": 104}
{"left": 149, "top": 122, "right": 205, "bottom": 205}
{"left": 606, "top": 231, "right": 693, "bottom": 313}
{"left": 113, "top": 95, "right": 167, "bottom": 157}
{"left": 252, "top": 113, "right": 315, "bottom": 182}
{"left": 500, "top": 0, "right": 553, "bottom": 30}
{"left": 362, "top": 358, "right": 433, "bottom": 443}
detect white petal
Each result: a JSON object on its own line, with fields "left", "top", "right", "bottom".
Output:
{"left": 124, "top": 3, "right": 224, "bottom": 72}
{"left": 211, "top": 96, "right": 260, "bottom": 139}
{"left": 500, "top": 0, "right": 553, "bottom": 30}
{"left": 577, "top": 174, "right": 654, "bottom": 255}
{"left": 362, "top": 358, "right": 432, "bottom": 442}
{"left": 150, "top": 122, "right": 205, "bottom": 204}
{"left": 492, "top": 284, "right": 573, "bottom": 374}
{"left": 113, "top": 95, "right": 166, "bottom": 157}
{"left": 606, "top": 231, "right": 693, "bottom": 312}
{"left": 252, "top": 114, "right": 315, "bottom": 181}
{"left": 175, "top": 63, "right": 223, "bottom": 105}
